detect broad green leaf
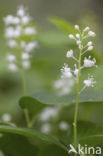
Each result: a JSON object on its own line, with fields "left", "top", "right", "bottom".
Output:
{"left": 49, "top": 17, "right": 76, "bottom": 34}
{"left": 0, "top": 133, "right": 38, "bottom": 156}
{"left": 0, "top": 125, "right": 68, "bottom": 151}
{"left": 80, "top": 135, "right": 103, "bottom": 146}
{"left": 32, "top": 90, "right": 103, "bottom": 106}
{"left": 19, "top": 96, "right": 47, "bottom": 115}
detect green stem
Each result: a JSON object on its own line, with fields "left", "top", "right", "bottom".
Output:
{"left": 74, "top": 44, "right": 82, "bottom": 156}
{"left": 21, "top": 69, "right": 31, "bottom": 128}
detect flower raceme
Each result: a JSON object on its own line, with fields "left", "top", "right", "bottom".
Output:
{"left": 4, "top": 6, "right": 38, "bottom": 72}
{"left": 60, "top": 25, "right": 96, "bottom": 92}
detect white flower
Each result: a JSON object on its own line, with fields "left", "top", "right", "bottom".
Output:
{"left": 2, "top": 113, "right": 11, "bottom": 122}
{"left": 54, "top": 78, "right": 74, "bottom": 96}
{"left": 74, "top": 25, "right": 79, "bottom": 30}
{"left": 83, "top": 57, "right": 96, "bottom": 67}
{"left": 83, "top": 27, "right": 90, "bottom": 32}
{"left": 23, "top": 27, "right": 36, "bottom": 35}
{"left": 74, "top": 69, "right": 78, "bottom": 76}
{"left": 39, "top": 107, "right": 58, "bottom": 121}
{"left": 22, "top": 61, "right": 30, "bottom": 69}
{"left": 87, "top": 46, "right": 93, "bottom": 51}
{"left": 22, "top": 53, "right": 30, "bottom": 59}
{"left": 84, "top": 76, "right": 96, "bottom": 87}
{"left": 17, "top": 6, "right": 25, "bottom": 17}
{"left": 8, "top": 40, "right": 17, "bottom": 48}
{"left": 76, "top": 40, "right": 81, "bottom": 45}
{"left": 5, "top": 27, "right": 15, "bottom": 38}
{"left": 8, "top": 63, "right": 18, "bottom": 72}
{"left": 12, "top": 17, "right": 20, "bottom": 24}
{"left": 4, "top": 15, "right": 14, "bottom": 25}
{"left": 21, "top": 16, "right": 30, "bottom": 25}
{"left": 26, "top": 41, "right": 38, "bottom": 52}
{"left": 41, "top": 123, "right": 51, "bottom": 134}
{"left": 61, "top": 64, "right": 72, "bottom": 78}
{"left": 59, "top": 121, "right": 69, "bottom": 131}
{"left": 6, "top": 54, "right": 16, "bottom": 62}
{"left": 66, "top": 49, "right": 73, "bottom": 58}
{"left": 69, "top": 34, "right": 75, "bottom": 39}
{"left": 76, "top": 33, "right": 80, "bottom": 38}
{"left": 88, "top": 31, "right": 96, "bottom": 37}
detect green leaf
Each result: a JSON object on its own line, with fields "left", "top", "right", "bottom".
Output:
{"left": 0, "top": 133, "right": 38, "bottom": 156}
{"left": 49, "top": 17, "right": 76, "bottom": 34}
{"left": 19, "top": 96, "right": 48, "bottom": 115}
{"left": 80, "top": 135, "right": 103, "bottom": 146}
{"left": 32, "top": 90, "right": 103, "bottom": 106}
{"left": 0, "top": 125, "right": 68, "bottom": 151}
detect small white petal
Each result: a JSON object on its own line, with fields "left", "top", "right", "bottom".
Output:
{"left": 88, "top": 46, "right": 93, "bottom": 51}
{"left": 87, "top": 41, "right": 92, "bottom": 46}
{"left": 66, "top": 49, "right": 73, "bottom": 58}
{"left": 22, "top": 53, "right": 30, "bottom": 59}
{"left": 6, "top": 54, "right": 16, "bottom": 62}
{"left": 59, "top": 121, "right": 69, "bottom": 131}
{"left": 76, "top": 33, "right": 80, "bottom": 38}
{"left": 68, "top": 34, "right": 75, "bottom": 39}
{"left": 83, "top": 27, "right": 90, "bottom": 32}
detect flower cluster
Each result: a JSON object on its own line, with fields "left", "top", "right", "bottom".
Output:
{"left": 60, "top": 25, "right": 96, "bottom": 93}
{"left": 4, "top": 6, "right": 38, "bottom": 72}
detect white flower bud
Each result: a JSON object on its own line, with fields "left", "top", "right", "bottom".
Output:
{"left": 76, "top": 34, "right": 80, "bottom": 38}
{"left": 84, "top": 76, "right": 96, "bottom": 87}
{"left": 69, "top": 34, "right": 75, "bottom": 39}
{"left": 66, "top": 49, "right": 73, "bottom": 58}
{"left": 88, "top": 31, "right": 96, "bottom": 37}
{"left": 87, "top": 41, "right": 92, "bottom": 46}
{"left": 21, "top": 16, "right": 30, "bottom": 25}
{"left": 74, "top": 69, "right": 78, "bottom": 76}
{"left": 4, "top": 15, "right": 14, "bottom": 25}
{"left": 83, "top": 27, "right": 90, "bottom": 32}
{"left": 74, "top": 25, "right": 79, "bottom": 30}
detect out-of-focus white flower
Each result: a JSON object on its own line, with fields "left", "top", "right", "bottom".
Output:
{"left": 4, "top": 6, "right": 37, "bottom": 71}
{"left": 88, "top": 31, "right": 96, "bottom": 37}
{"left": 61, "top": 64, "right": 72, "bottom": 78}
{"left": 8, "top": 40, "right": 17, "bottom": 48}
{"left": 4, "top": 15, "right": 14, "bottom": 25}
{"left": 66, "top": 49, "right": 73, "bottom": 58}
{"left": 59, "top": 121, "right": 69, "bottom": 131}
{"left": 22, "top": 53, "right": 30, "bottom": 59}
{"left": 39, "top": 107, "right": 58, "bottom": 121}
{"left": 41, "top": 123, "right": 51, "bottom": 134}
{"left": 76, "top": 40, "right": 81, "bottom": 45}
{"left": 0, "top": 151, "right": 4, "bottom": 156}
{"left": 83, "top": 57, "right": 96, "bottom": 67}
{"left": 2, "top": 113, "right": 11, "bottom": 122}
{"left": 54, "top": 78, "right": 74, "bottom": 96}
{"left": 22, "top": 61, "right": 30, "bottom": 69}
{"left": 21, "top": 16, "right": 30, "bottom": 25}
{"left": 84, "top": 75, "right": 96, "bottom": 87}
{"left": 6, "top": 54, "right": 16, "bottom": 62}
{"left": 23, "top": 27, "right": 36, "bottom": 35}
{"left": 17, "top": 6, "right": 25, "bottom": 17}
{"left": 8, "top": 63, "right": 18, "bottom": 72}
